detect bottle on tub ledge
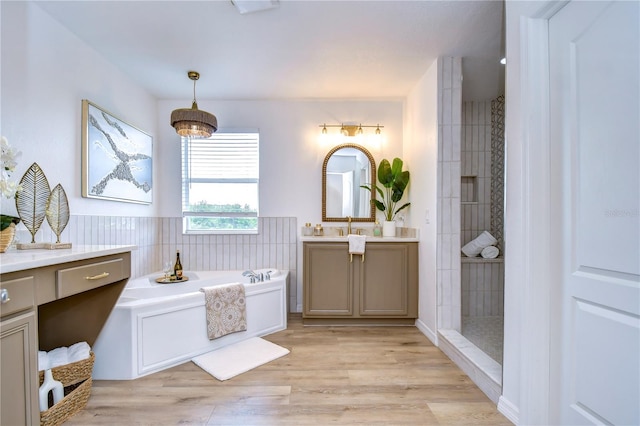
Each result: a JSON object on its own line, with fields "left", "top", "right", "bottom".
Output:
{"left": 174, "top": 250, "right": 183, "bottom": 280}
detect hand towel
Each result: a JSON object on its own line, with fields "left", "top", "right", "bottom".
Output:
{"left": 481, "top": 245, "right": 500, "bottom": 259}
{"left": 47, "top": 347, "right": 69, "bottom": 369}
{"left": 67, "top": 341, "right": 91, "bottom": 363}
{"left": 461, "top": 230, "right": 498, "bottom": 257}
{"left": 348, "top": 234, "right": 366, "bottom": 255}
{"left": 200, "top": 283, "right": 247, "bottom": 340}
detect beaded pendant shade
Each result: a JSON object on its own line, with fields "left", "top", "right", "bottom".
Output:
{"left": 170, "top": 71, "right": 218, "bottom": 138}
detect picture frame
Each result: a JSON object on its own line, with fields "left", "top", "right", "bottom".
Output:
{"left": 81, "top": 100, "right": 153, "bottom": 204}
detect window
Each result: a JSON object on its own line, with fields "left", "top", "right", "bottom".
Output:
{"left": 181, "top": 131, "right": 259, "bottom": 234}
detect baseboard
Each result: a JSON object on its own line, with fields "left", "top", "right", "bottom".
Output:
{"left": 437, "top": 329, "right": 502, "bottom": 404}
{"left": 498, "top": 395, "right": 519, "bottom": 425}
{"left": 415, "top": 318, "right": 437, "bottom": 345}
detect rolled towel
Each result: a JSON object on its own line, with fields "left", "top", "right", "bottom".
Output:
{"left": 47, "top": 347, "right": 69, "bottom": 369}
{"left": 38, "top": 351, "right": 50, "bottom": 371}
{"left": 461, "top": 231, "right": 498, "bottom": 257}
{"left": 481, "top": 245, "right": 500, "bottom": 259}
{"left": 67, "top": 341, "right": 91, "bottom": 363}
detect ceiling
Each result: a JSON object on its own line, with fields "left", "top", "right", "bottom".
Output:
{"left": 34, "top": 0, "right": 505, "bottom": 101}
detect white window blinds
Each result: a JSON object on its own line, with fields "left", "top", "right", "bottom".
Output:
{"left": 181, "top": 132, "right": 259, "bottom": 233}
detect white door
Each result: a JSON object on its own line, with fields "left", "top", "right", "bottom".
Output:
{"left": 549, "top": 1, "right": 639, "bottom": 424}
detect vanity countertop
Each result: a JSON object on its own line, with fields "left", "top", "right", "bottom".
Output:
{"left": 300, "top": 236, "right": 419, "bottom": 243}
{"left": 0, "top": 244, "right": 136, "bottom": 274}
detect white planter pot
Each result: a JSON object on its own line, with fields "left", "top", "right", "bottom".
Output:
{"left": 382, "top": 220, "right": 396, "bottom": 237}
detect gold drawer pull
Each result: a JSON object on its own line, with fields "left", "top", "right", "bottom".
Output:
{"left": 84, "top": 272, "right": 110, "bottom": 280}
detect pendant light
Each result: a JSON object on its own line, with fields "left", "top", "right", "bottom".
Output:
{"left": 170, "top": 71, "right": 218, "bottom": 138}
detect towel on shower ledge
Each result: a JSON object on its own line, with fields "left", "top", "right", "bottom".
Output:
{"left": 348, "top": 234, "right": 366, "bottom": 255}
{"left": 481, "top": 245, "right": 500, "bottom": 259}
{"left": 461, "top": 230, "right": 498, "bottom": 257}
{"left": 200, "top": 283, "right": 247, "bottom": 340}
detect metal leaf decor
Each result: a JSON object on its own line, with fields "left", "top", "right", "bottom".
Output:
{"left": 46, "top": 184, "right": 70, "bottom": 243}
{"left": 15, "top": 162, "right": 51, "bottom": 243}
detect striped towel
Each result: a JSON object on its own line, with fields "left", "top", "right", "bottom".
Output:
{"left": 200, "top": 283, "right": 247, "bottom": 339}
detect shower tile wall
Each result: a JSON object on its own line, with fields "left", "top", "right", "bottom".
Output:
{"left": 461, "top": 100, "right": 492, "bottom": 244}
{"left": 31, "top": 216, "right": 298, "bottom": 311}
{"left": 461, "top": 260, "right": 504, "bottom": 317}
{"left": 461, "top": 100, "right": 504, "bottom": 318}
{"left": 436, "top": 57, "right": 462, "bottom": 331}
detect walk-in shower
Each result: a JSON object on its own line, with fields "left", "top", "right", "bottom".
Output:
{"left": 460, "top": 95, "right": 505, "bottom": 364}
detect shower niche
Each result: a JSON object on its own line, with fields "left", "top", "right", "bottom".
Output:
{"left": 461, "top": 175, "right": 478, "bottom": 204}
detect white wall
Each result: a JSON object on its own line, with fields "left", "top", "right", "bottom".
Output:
{"left": 1, "top": 1, "right": 404, "bottom": 224}
{"left": 0, "top": 1, "right": 158, "bottom": 219}
{"left": 404, "top": 60, "right": 438, "bottom": 341}
{"left": 155, "top": 99, "right": 403, "bottom": 219}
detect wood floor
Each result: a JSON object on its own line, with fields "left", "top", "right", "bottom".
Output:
{"left": 67, "top": 316, "right": 511, "bottom": 425}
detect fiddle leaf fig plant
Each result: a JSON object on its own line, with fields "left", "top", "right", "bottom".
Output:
{"left": 361, "top": 157, "right": 410, "bottom": 222}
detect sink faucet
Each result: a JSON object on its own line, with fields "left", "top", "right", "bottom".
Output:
{"left": 347, "top": 216, "right": 352, "bottom": 235}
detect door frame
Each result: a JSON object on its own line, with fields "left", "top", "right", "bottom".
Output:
{"left": 502, "top": 1, "right": 568, "bottom": 424}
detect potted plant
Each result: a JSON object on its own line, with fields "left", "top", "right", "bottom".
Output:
{"left": 361, "top": 157, "right": 410, "bottom": 237}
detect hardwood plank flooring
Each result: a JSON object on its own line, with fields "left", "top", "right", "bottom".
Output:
{"left": 67, "top": 317, "right": 511, "bottom": 425}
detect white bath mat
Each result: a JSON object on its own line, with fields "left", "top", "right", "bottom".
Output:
{"left": 192, "top": 337, "right": 289, "bottom": 381}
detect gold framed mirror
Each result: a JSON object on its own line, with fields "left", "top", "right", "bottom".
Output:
{"left": 322, "top": 143, "right": 376, "bottom": 222}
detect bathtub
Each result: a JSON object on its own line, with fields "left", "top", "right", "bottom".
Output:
{"left": 92, "top": 269, "right": 288, "bottom": 380}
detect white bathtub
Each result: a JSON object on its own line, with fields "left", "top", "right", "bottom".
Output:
{"left": 92, "top": 269, "right": 288, "bottom": 380}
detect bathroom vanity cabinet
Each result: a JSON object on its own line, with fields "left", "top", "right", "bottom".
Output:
{"left": 303, "top": 241, "right": 418, "bottom": 325}
{"left": 0, "top": 246, "right": 133, "bottom": 426}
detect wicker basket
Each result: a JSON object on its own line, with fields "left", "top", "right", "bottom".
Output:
{"left": 39, "top": 352, "right": 94, "bottom": 426}
{"left": 0, "top": 223, "right": 16, "bottom": 253}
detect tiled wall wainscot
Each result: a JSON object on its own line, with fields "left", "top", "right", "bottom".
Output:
{"left": 17, "top": 215, "right": 299, "bottom": 311}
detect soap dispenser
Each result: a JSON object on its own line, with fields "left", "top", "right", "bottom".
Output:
{"left": 373, "top": 220, "right": 382, "bottom": 237}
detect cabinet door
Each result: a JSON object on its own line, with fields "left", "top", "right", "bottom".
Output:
{"left": 359, "top": 243, "right": 416, "bottom": 316}
{"left": 1, "top": 311, "right": 38, "bottom": 426}
{"left": 303, "top": 243, "right": 352, "bottom": 316}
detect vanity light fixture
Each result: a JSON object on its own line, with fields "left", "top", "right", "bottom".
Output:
{"left": 231, "top": 0, "right": 279, "bottom": 14}
{"left": 170, "top": 71, "right": 218, "bottom": 139}
{"left": 319, "top": 123, "right": 384, "bottom": 137}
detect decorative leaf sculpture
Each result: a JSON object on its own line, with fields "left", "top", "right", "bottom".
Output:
{"left": 15, "top": 162, "right": 50, "bottom": 243}
{"left": 46, "top": 184, "right": 70, "bottom": 243}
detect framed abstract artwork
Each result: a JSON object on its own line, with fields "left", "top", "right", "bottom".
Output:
{"left": 81, "top": 100, "right": 153, "bottom": 204}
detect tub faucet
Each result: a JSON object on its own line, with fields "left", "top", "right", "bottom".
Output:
{"left": 242, "top": 270, "right": 258, "bottom": 283}
{"left": 242, "top": 270, "right": 266, "bottom": 283}
{"left": 347, "top": 216, "right": 352, "bottom": 235}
